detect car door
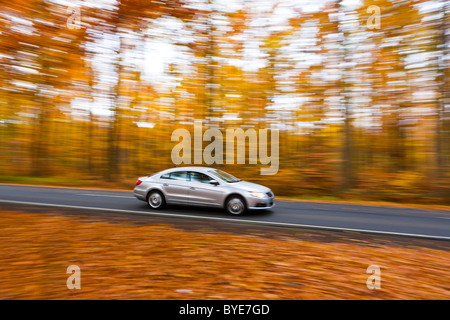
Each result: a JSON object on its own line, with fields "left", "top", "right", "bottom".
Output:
{"left": 161, "top": 171, "right": 189, "bottom": 203}
{"left": 188, "top": 171, "right": 224, "bottom": 206}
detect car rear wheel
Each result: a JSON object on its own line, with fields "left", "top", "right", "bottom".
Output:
{"left": 225, "top": 196, "right": 246, "bottom": 215}
{"left": 147, "top": 190, "right": 165, "bottom": 210}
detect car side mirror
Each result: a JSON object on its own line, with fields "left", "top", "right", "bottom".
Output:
{"left": 209, "top": 180, "right": 219, "bottom": 186}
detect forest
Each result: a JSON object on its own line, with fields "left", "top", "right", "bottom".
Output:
{"left": 0, "top": 0, "right": 449, "bottom": 204}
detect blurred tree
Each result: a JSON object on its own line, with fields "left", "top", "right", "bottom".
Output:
{"left": 0, "top": 0, "right": 449, "bottom": 204}
{"left": 437, "top": 0, "right": 450, "bottom": 170}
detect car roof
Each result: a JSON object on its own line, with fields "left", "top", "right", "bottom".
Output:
{"left": 163, "top": 166, "right": 216, "bottom": 174}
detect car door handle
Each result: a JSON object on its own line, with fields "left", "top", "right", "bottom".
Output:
{"left": 163, "top": 183, "right": 168, "bottom": 187}
{"left": 189, "top": 187, "right": 195, "bottom": 190}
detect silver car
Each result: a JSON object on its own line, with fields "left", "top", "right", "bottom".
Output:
{"left": 133, "top": 166, "right": 275, "bottom": 215}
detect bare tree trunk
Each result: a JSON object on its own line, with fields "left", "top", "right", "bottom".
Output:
{"left": 204, "top": 0, "right": 216, "bottom": 123}
{"left": 338, "top": 1, "right": 353, "bottom": 191}
{"left": 437, "top": 1, "right": 450, "bottom": 172}
{"left": 107, "top": 28, "right": 125, "bottom": 181}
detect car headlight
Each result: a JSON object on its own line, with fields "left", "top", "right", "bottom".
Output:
{"left": 248, "top": 192, "right": 266, "bottom": 198}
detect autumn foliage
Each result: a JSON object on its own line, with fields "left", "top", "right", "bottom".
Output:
{"left": 0, "top": 210, "right": 449, "bottom": 299}
{"left": 0, "top": 0, "right": 449, "bottom": 204}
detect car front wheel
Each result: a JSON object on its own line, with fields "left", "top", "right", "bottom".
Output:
{"left": 225, "top": 196, "right": 246, "bottom": 215}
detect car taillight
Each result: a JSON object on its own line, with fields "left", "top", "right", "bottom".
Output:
{"left": 136, "top": 179, "right": 142, "bottom": 186}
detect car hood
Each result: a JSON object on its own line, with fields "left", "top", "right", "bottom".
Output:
{"left": 230, "top": 180, "right": 271, "bottom": 193}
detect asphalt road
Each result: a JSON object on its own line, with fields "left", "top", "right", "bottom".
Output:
{"left": 0, "top": 184, "right": 450, "bottom": 240}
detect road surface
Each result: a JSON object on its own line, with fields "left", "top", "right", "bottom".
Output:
{"left": 0, "top": 184, "right": 449, "bottom": 240}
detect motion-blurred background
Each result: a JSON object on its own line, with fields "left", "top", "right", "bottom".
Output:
{"left": 0, "top": 0, "right": 449, "bottom": 204}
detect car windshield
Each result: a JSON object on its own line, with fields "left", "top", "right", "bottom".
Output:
{"left": 209, "top": 169, "right": 241, "bottom": 183}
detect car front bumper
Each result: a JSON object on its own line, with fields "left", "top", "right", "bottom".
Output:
{"left": 246, "top": 196, "right": 275, "bottom": 210}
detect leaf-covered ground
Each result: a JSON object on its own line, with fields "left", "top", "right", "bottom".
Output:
{"left": 0, "top": 210, "right": 449, "bottom": 299}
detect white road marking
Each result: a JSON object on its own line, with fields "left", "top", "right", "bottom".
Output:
{"left": 0, "top": 199, "right": 449, "bottom": 241}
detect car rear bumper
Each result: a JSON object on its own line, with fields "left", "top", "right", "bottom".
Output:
{"left": 134, "top": 187, "right": 147, "bottom": 201}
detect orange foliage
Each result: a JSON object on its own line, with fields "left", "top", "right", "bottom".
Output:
{"left": 0, "top": 210, "right": 449, "bottom": 299}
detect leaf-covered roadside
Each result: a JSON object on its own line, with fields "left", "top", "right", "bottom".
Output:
{"left": 0, "top": 211, "right": 448, "bottom": 299}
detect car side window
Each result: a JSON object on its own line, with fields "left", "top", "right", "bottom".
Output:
{"left": 160, "top": 173, "right": 170, "bottom": 179}
{"left": 169, "top": 171, "right": 188, "bottom": 181}
{"left": 190, "top": 172, "right": 214, "bottom": 184}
